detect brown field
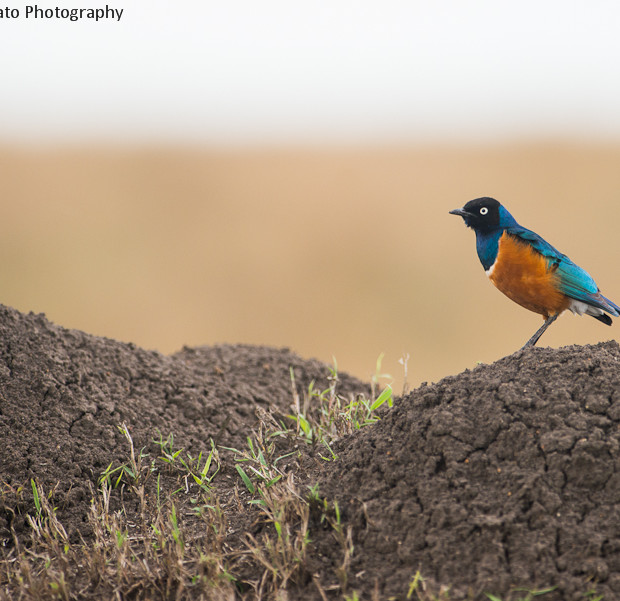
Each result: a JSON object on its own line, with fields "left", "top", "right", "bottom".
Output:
{"left": 1, "top": 141, "right": 619, "bottom": 390}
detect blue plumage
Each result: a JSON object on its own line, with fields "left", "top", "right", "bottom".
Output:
{"left": 474, "top": 230, "right": 501, "bottom": 271}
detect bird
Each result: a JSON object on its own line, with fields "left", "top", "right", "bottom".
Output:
{"left": 450, "top": 197, "right": 620, "bottom": 349}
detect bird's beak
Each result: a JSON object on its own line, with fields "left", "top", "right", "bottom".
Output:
{"left": 449, "top": 208, "right": 468, "bottom": 217}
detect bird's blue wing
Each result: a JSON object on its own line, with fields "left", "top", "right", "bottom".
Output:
{"left": 505, "top": 225, "right": 567, "bottom": 262}
{"left": 506, "top": 225, "right": 601, "bottom": 300}
{"left": 502, "top": 224, "right": 619, "bottom": 315}
{"left": 555, "top": 261, "right": 600, "bottom": 298}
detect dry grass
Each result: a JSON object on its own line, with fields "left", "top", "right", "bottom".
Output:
{"left": 1, "top": 472, "right": 239, "bottom": 601}
{"left": 0, "top": 367, "right": 391, "bottom": 601}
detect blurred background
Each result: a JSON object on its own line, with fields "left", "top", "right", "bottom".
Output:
{"left": 2, "top": 1, "right": 620, "bottom": 392}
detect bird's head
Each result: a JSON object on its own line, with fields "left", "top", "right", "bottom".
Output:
{"left": 450, "top": 197, "right": 516, "bottom": 232}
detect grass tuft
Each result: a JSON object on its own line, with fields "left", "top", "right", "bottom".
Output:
{"left": 286, "top": 360, "right": 393, "bottom": 459}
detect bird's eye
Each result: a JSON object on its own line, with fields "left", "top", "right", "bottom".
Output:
{"left": 480, "top": 207, "right": 489, "bottom": 215}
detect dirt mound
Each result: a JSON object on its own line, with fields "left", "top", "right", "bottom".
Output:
{"left": 0, "top": 305, "right": 367, "bottom": 541}
{"left": 2, "top": 303, "right": 620, "bottom": 600}
{"left": 311, "top": 341, "right": 620, "bottom": 600}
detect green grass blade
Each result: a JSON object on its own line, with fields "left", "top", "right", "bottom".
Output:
{"left": 370, "top": 385, "right": 393, "bottom": 411}
{"left": 201, "top": 449, "right": 213, "bottom": 478}
{"left": 235, "top": 465, "right": 255, "bottom": 494}
{"left": 31, "top": 479, "right": 41, "bottom": 516}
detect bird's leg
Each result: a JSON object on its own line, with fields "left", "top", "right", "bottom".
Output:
{"left": 521, "top": 313, "right": 559, "bottom": 350}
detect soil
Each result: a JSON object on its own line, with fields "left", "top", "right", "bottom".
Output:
{"left": 1, "top": 303, "right": 620, "bottom": 600}
{"left": 311, "top": 343, "right": 620, "bottom": 600}
{"left": 0, "top": 305, "right": 367, "bottom": 542}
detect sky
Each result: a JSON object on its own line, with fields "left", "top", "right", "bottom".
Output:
{"left": 2, "top": 0, "right": 620, "bottom": 144}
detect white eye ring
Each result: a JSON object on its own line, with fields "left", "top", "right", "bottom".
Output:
{"left": 480, "top": 207, "right": 489, "bottom": 215}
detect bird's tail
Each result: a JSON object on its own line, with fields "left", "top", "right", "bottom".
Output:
{"left": 592, "top": 313, "right": 613, "bottom": 326}
{"left": 583, "top": 292, "right": 620, "bottom": 325}
{"left": 596, "top": 293, "right": 620, "bottom": 317}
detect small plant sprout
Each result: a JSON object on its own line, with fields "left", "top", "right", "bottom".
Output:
{"left": 406, "top": 569, "right": 451, "bottom": 600}
{"left": 153, "top": 429, "right": 184, "bottom": 464}
{"left": 286, "top": 357, "right": 394, "bottom": 459}
{"left": 235, "top": 464, "right": 256, "bottom": 495}
{"left": 153, "top": 430, "right": 221, "bottom": 491}
{"left": 485, "top": 585, "right": 558, "bottom": 601}
{"left": 371, "top": 352, "right": 392, "bottom": 400}
{"left": 31, "top": 478, "right": 42, "bottom": 517}
{"left": 99, "top": 423, "right": 152, "bottom": 488}
{"left": 26, "top": 480, "right": 69, "bottom": 553}
{"left": 407, "top": 570, "right": 423, "bottom": 599}
{"left": 225, "top": 420, "right": 298, "bottom": 500}
{"left": 179, "top": 442, "right": 221, "bottom": 489}
{"left": 399, "top": 352, "right": 411, "bottom": 396}
{"left": 119, "top": 422, "right": 141, "bottom": 479}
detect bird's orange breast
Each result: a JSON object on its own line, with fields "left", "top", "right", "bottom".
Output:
{"left": 487, "top": 232, "right": 570, "bottom": 319}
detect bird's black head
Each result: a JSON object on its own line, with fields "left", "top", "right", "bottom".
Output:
{"left": 450, "top": 197, "right": 502, "bottom": 232}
